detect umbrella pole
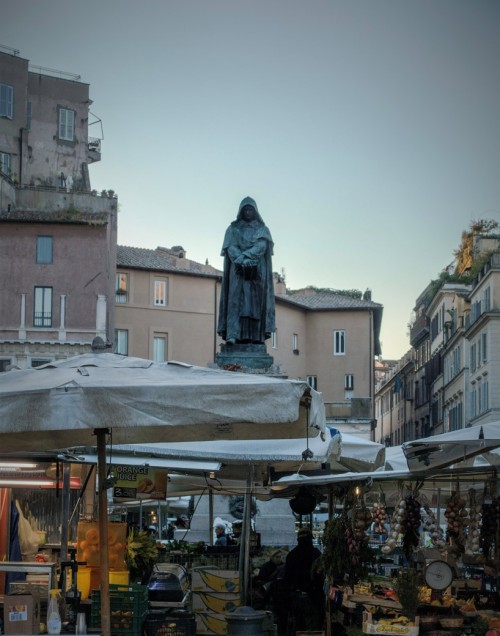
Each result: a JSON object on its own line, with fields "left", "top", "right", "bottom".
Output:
{"left": 96, "top": 428, "right": 111, "bottom": 636}
{"left": 239, "top": 464, "right": 253, "bottom": 606}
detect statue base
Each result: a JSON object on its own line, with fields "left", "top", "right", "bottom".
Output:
{"left": 215, "top": 343, "right": 275, "bottom": 372}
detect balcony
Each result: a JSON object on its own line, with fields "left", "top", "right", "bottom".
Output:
{"left": 410, "top": 314, "right": 429, "bottom": 346}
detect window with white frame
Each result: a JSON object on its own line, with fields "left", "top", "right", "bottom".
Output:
{"left": 481, "top": 380, "right": 488, "bottom": 413}
{"left": 306, "top": 375, "right": 317, "bottom": 391}
{"left": 153, "top": 335, "right": 167, "bottom": 362}
{"left": 333, "top": 330, "right": 345, "bottom": 355}
{"left": 345, "top": 374, "right": 354, "bottom": 391}
{"left": 58, "top": 107, "right": 75, "bottom": 141}
{"left": 0, "top": 83, "right": 13, "bottom": 119}
{"left": 271, "top": 330, "right": 277, "bottom": 349}
{"left": 33, "top": 286, "right": 52, "bottom": 327}
{"left": 0, "top": 151, "right": 11, "bottom": 176}
{"left": 116, "top": 272, "right": 129, "bottom": 304}
{"left": 470, "top": 343, "right": 476, "bottom": 373}
{"left": 470, "top": 384, "right": 477, "bottom": 419}
{"left": 484, "top": 286, "right": 491, "bottom": 312}
{"left": 36, "top": 236, "right": 53, "bottom": 264}
{"left": 154, "top": 279, "right": 167, "bottom": 306}
{"left": 292, "top": 333, "right": 298, "bottom": 352}
{"left": 481, "top": 333, "right": 487, "bottom": 364}
{"left": 114, "top": 329, "right": 128, "bottom": 355}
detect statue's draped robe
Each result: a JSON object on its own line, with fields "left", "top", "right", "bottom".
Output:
{"left": 217, "top": 198, "right": 275, "bottom": 344}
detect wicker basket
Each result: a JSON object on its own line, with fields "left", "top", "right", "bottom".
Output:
{"left": 439, "top": 618, "right": 464, "bottom": 629}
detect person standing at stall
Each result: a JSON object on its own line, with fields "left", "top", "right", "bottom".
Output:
{"left": 285, "top": 527, "right": 325, "bottom": 632}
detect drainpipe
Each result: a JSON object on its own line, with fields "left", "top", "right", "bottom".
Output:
{"left": 19, "top": 128, "right": 24, "bottom": 184}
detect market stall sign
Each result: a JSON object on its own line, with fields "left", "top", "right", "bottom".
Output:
{"left": 112, "top": 465, "right": 167, "bottom": 500}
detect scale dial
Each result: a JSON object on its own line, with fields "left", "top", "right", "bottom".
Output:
{"left": 424, "top": 560, "right": 453, "bottom": 590}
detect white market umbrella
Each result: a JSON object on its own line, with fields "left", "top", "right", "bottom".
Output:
{"left": 0, "top": 352, "right": 325, "bottom": 636}
{"left": 402, "top": 421, "right": 500, "bottom": 472}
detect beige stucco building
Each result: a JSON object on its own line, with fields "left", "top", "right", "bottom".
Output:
{"left": 114, "top": 245, "right": 383, "bottom": 437}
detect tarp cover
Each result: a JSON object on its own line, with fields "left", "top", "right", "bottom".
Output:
{"left": 0, "top": 353, "right": 325, "bottom": 452}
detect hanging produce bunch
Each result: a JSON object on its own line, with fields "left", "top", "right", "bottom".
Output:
{"left": 381, "top": 496, "right": 407, "bottom": 555}
{"left": 422, "top": 504, "right": 446, "bottom": 552}
{"left": 464, "top": 489, "right": 482, "bottom": 556}
{"left": 320, "top": 491, "right": 374, "bottom": 588}
{"left": 371, "top": 501, "right": 388, "bottom": 534}
{"left": 402, "top": 494, "right": 421, "bottom": 560}
{"left": 445, "top": 489, "right": 469, "bottom": 555}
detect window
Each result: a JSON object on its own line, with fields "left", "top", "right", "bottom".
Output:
{"left": 470, "top": 343, "right": 476, "bottom": 373}
{"left": 306, "top": 375, "right": 317, "bottom": 391}
{"left": 481, "top": 381, "right": 488, "bottom": 413}
{"left": 292, "top": 333, "right": 298, "bottom": 353}
{"left": 345, "top": 374, "right": 354, "bottom": 391}
{"left": 0, "top": 151, "right": 11, "bottom": 176}
{"left": 58, "top": 107, "right": 75, "bottom": 141}
{"left": 154, "top": 279, "right": 167, "bottom": 306}
{"left": 114, "top": 329, "right": 128, "bottom": 355}
{"left": 0, "top": 359, "right": 12, "bottom": 373}
{"left": 36, "top": 236, "right": 53, "bottom": 264}
{"left": 271, "top": 330, "right": 277, "bottom": 349}
{"left": 33, "top": 286, "right": 53, "bottom": 327}
{"left": 470, "top": 386, "right": 477, "bottom": 419}
{"left": 116, "top": 272, "right": 129, "bottom": 304}
{"left": 481, "top": 333, "right": 487, "bottom": 364}
{"left": 153, "top": 335, "right": 167, "bottom": 362}
{"left": 333, "top": 330, "right": 345, "bottom": 355}
{"left": 31, "top": 359, "right": 51, "bottom": 368}
{"left": 0, "top": 83, "right": 13, "bottom": 119}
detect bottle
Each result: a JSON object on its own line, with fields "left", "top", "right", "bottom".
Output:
{"left": 47, "top": 589, "right": 62, "bottom": 635}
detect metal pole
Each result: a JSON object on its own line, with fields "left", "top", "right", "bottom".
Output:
{"left": 96, "top": 428, "right": 110, "bottom": 636}
{"left": 239, "top": 464, "right": 253, "bottom": 606}
{"left": 59, "top": 462, "right": 72, "bottom": 591}
{"left": 209, "top": 490, "right": 214, "bottom": 545}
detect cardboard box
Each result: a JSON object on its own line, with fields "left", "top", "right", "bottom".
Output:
{"left": 4, "top": 592, "right": 41, "bottom": 635}
{"left": 192, "top": 591, "right": 241, "bottom": 614}
{"left": 191, "top": 568, "right": 239, "bottom": 593}
{"left": 195, "top": 611, "right": 228, "bottom": 635}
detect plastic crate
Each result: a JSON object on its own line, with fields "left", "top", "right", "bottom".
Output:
{"left": 90, "top": 584, "right": 148, "bottom": 635}
{"left": 144, "top": 610, "right": 196, "bottom": 636}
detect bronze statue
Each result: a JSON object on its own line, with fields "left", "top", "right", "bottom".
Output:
{"left": 217, "top": 197, "right": 276, "bottom": 345}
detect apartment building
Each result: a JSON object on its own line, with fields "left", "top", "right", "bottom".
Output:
{"left": 0, "top": 47, "right": 115, "bottom": 369}
{"left": 375, "top": 226, "right": 500, "bottom": 444}
{"left": 114, "top": 246, "right": 383, "bottom": 436}
{"left": 0, "top": 45, "right": 101, "bottom": 190}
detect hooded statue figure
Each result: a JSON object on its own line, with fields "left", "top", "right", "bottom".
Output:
{"left": 217, "top": 197, "right": 276, "bottom": 345}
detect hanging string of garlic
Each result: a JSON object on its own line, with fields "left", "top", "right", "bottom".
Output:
{"left": 371, "top": 501, "right": 388, "bottom": 534}
{"left": 464, "top": 489, "right": 481, "bottom": 555}
{"left": 381, "top": 497, "right": 407, "bottom": 554}
{"left": 422, "top": 503, "right": 446, "bottom": 552}
{"left": 444, "top": 489, "right": 469, "bottom": 552}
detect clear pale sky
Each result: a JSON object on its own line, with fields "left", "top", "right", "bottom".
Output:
{"left": 3, "top": 1, "right": 499, "bottom": 359}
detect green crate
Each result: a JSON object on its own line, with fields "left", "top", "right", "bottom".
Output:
{"left": 91, "top": 584, "right": 148, "bottom": 635}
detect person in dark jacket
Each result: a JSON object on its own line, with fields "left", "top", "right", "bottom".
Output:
{"left": 285, "top": 527, "right": 325, "bottom": 632}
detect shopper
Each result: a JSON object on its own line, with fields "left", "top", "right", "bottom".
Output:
{"left": 285, "top": 527, "right": 325, "bottom": 632}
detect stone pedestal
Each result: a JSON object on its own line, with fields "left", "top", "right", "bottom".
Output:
{"left": 215, "top": 343, "right": 275, "bottom": 372}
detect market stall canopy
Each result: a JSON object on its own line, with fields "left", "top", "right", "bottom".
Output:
{"left": 0, "top": 353, "right": 325, "bottom": 452}
{"left": 402, "top": 421, "right": 500, "bottom": 472}
{"left": 100, "top": 426, "right": 383, "bottom": 475}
